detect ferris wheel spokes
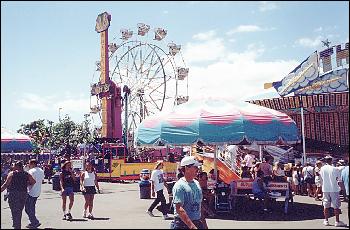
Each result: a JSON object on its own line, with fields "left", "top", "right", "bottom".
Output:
{"left": 91, "top": 23, "right": 189, "bottom": 145}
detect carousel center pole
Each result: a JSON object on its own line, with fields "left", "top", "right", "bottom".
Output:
{"left": 214, "top": 145, "right": 218, "bottom": 182}
{"left": 300, "top": 105, "right": 306, "bottom": 165}
{"left": 259, "top": 145, "right": 263, "bottom": 162}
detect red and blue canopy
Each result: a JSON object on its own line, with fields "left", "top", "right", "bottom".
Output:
{"left": 1, "top": 127, "right": 34, "bottom": 153}
{"left": 135, "top": 98, "right": 300, "bottom": 146}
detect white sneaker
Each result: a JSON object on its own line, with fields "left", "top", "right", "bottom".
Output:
{"left": 147, "top": 210, "right": 155, "bottom": 217}
{"left": 335, "top": 221, "right": 346, "bottom": 227}
{"left": 163, "top": 214, "right": 171, "bottom": 220}
{"left": 87, "top": 213, "right": 94, "bottom": 219}
{"left": 323, "top": 220, "right": 330, "bottom": 226}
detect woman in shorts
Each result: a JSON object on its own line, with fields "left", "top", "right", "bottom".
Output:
{"left": 314, "top": 160, "right": 323, "bottom": 201}
{"left": 80, "top": 161, "right": 100, "bottom": 219}
{"left": 292, "top": 166, "right": 301, "bottom": 195}
{"left": 60, "top": 161, "right": 76, "bottom": 220}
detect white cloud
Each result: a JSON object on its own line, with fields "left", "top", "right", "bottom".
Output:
{"left": 16, "top": 93, "right": 90, "bottom": 113}
{"left": 294, "top": 34, "right": 345, "bottom": 49}
{"left": 295, "top": 36, "right": 323, "bottom": 48}
{"left": 192, "top": 30, "right": 216, "bottom": 41}
{"left": 186, "top": 58, "right": 298, "bottom": 101}
{"left": 226, "top": 25, "right": 275, "bottom": 35}
{"left": 181, "top": 34, "right": 299, "bottom": 102}
{"left": 54, "top": 98, "right": 90, "bottom": 112}
{"left": 183, "top": 38, "right": 226, "bottom": 63}
{"left": 259, "top": 1, "right": 278, "bottom": 12}
{"left": 228, "top": 38, "right": 236, "bottom": 43}
{"left": 162, "top": 10, "right": 169, "bottom": 14}
{"left": 17, "top": 93, "right": 52, "bottom": 111}
{"left": 314, "top": 27, "right": 323, "bottom": 32}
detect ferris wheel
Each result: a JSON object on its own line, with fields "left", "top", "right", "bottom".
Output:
{"left": 90, "top": 23, "right": 189, "bottom": 143}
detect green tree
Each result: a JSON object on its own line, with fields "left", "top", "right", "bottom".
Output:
{"left": 17, "top": 115, "right": 98, "bottom": 154}
{"left": 50, "top": 115, "right": 78, "bottom": 152}
{"left": 17, "top": 119, "right": 53, "bottom": 153}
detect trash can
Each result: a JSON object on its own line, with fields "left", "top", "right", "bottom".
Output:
{"left": 139, "top": 180, "right": 151, "bottom": 199}
{"left": 52, "top": 174, "right": 61, "bottom": 191}
{"left": 140, "top": 169, "right": 150, "bottom": 180}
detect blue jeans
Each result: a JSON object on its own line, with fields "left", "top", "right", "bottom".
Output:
{"left": 170, "top": 218, "right": 204, "bottom": 229}
{"left": 148, "top": 190, "right": 167, "bottom": 215}
{"left": 25, "top": 194, "right": 39, "bottom": 225}
{"left": 8, "top": 191, "right": 27, "bottom": 229}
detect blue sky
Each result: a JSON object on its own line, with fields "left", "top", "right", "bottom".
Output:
{"left": 1, "top": 1, "right": 349, "bottom": 132}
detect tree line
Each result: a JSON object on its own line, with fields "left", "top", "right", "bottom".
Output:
{"left": 17, "top": 115, "right": 99, "bottom": 154}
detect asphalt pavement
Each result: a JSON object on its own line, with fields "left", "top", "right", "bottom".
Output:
{"left": 1, "top": 182, "right": 348, "bottom": 229}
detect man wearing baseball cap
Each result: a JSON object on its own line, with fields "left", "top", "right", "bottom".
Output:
{"left": 320, "top": 155, "right": 346, "bottom": 227}
{"left": 170, "top": 156, "right": 204, "bottom": 229}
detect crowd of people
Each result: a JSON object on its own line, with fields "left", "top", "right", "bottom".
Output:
{"left": 144, "top": 151, "right": 349, "bottom": 229}
{"left": 236, "top": 152, "right": 349, "bottom": 204}
{"left": 1, "top": 150, "right": 348, "bottom": 229}
{"left": 1, "top": 156, "right": 101, "bottom": 229}
{"left": 234, "top": 153, "right": 349, "bottom": 227}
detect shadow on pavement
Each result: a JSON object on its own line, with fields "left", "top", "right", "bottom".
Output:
{"left": 91, "top": 217, "right": 110, "bottom": 220}
{"left": 119, "top": 189, "right": 139, "bottom": 193}
{"left": 67, "top": 218, "right": 88, "bottom": 222}
{"left": 210, "top": 199, "right": 326, "bottom": 221}
{"left": 96, "top": 191, "right": 114, "bottom": 194}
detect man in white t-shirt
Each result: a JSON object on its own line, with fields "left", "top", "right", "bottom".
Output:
{"left": 25, "top": 159, "right": 45, "bottom": 229}
{"left": 243, "top": 151, "right": 255, "bottom": 169}
{"left": 146, "top": 161, "right": 171, "bottom": 220}
{"left": 320, "top": 156, "right": 346, "bottom": 227}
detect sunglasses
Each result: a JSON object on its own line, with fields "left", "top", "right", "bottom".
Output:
{"left": 186, "top": 164, "right": 199, "bottom": 169}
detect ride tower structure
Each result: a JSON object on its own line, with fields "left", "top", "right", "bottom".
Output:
{"left": 93, "top": 12, "right": 122, "bottom": 141}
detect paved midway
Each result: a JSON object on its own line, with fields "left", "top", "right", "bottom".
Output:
{"left": 1, "top": 182, "right": 348, "bottom": 229}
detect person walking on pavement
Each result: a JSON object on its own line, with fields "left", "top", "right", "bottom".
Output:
{"left": 80, "top": 161, "right": 100, "bottom": 219}
{"left": 320, "top": 155, "right": 346, "bottom": 227}
{"left": 314, "top": 160, "right": 323, "bottom": 201}
{"left": 340, "top": 162, "right": 349, "bottom": 205}
{"left": 25, "top": 159, "right": 45, "bottom": 229}
{"left": 170, "top": 156, "right": 204, "bottom": 229}
{"left": 146, "top": 161, "right": 171, "bottom": 220}
{"left": 1, "top": 161, "right": 36, "bottom": 229}
{"left": 60, "top": 161, "right": 76, "bottom": 221}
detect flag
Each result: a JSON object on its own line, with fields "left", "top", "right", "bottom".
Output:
{"left": 272, "top": 51, "right": 319, "bottom": 96}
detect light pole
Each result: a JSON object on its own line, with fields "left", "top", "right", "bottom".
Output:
{"left": 83, "top": 113, "right": 91, "bottom": 161}
{"left": 84, "top": 113, "right": 90, "bottom": 120}
{"left": 59, "top": 107, "right": 62, "bottom": 122}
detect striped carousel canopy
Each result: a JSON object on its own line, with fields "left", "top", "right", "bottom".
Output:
{"left": 135, "top": 98, "right": 300, "bottom": 146}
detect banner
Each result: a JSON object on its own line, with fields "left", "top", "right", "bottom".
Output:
{"left": 294, "top": 68, "right": 348, "bottom": 95}
{"left": 272, "top": 52, "right": 319, "bottom": 96}
{"left": 265, "top": 42, "right": 349, "bottom": 96}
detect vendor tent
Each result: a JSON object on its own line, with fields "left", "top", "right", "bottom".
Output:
{"left": 1, "top": 127, "right": 34, "bottom": 153}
